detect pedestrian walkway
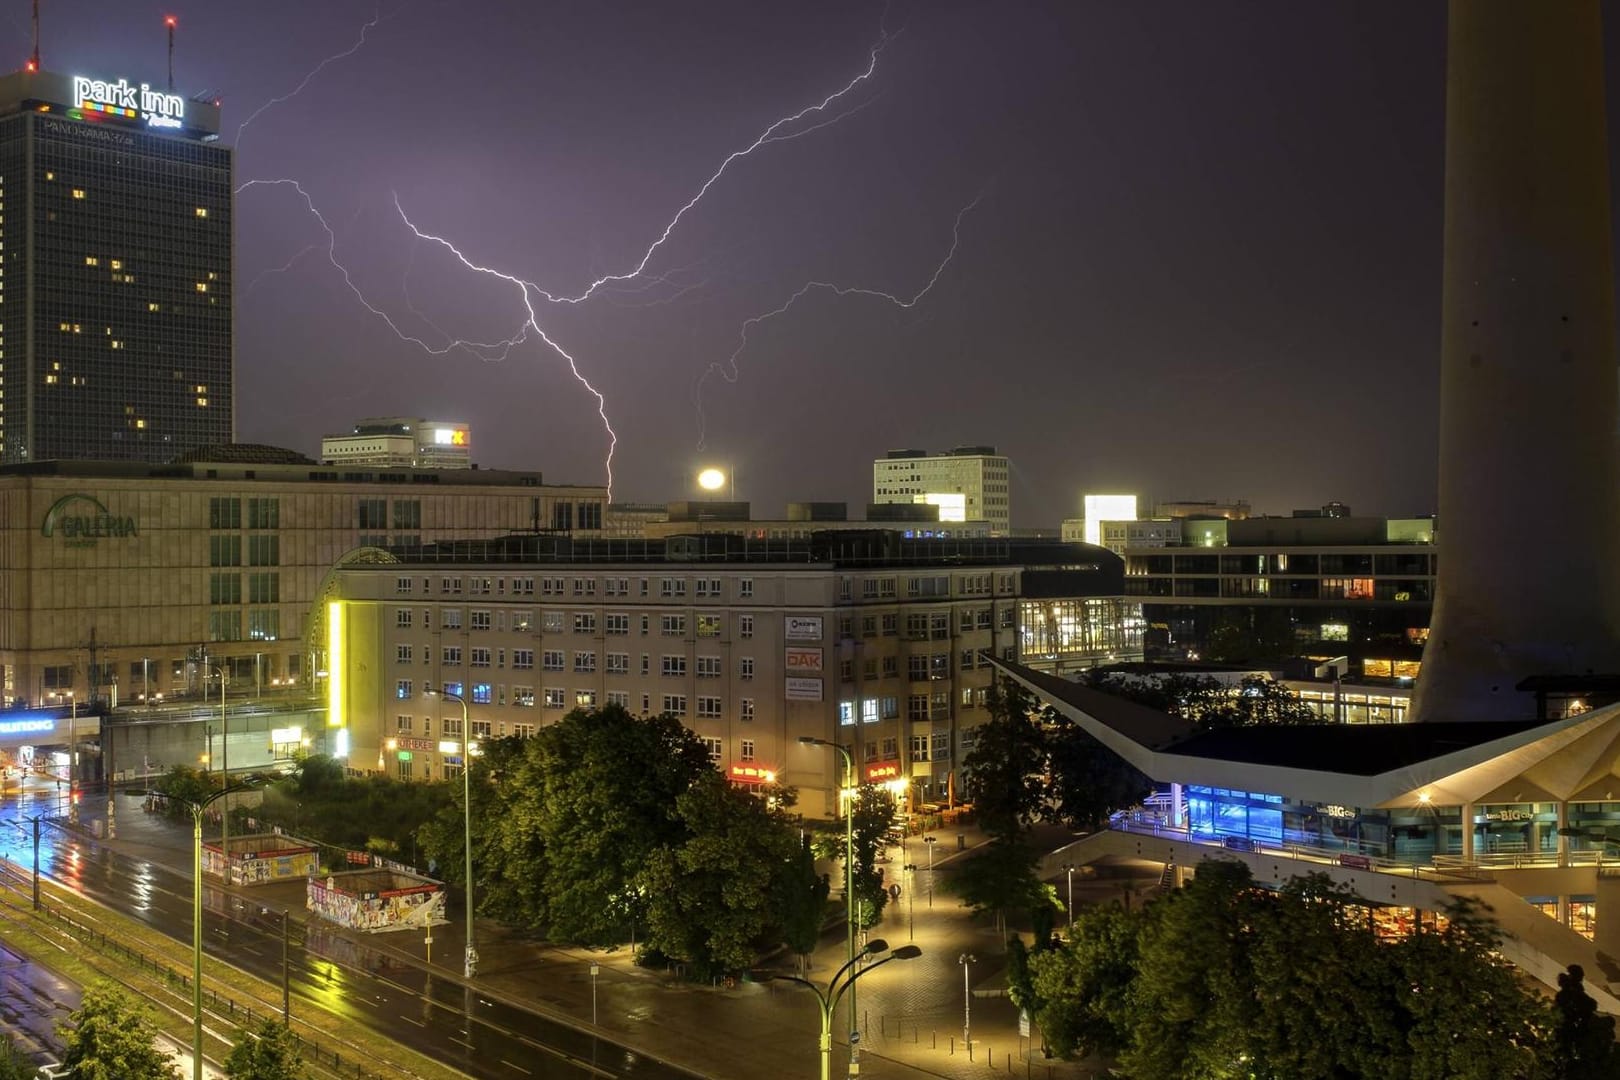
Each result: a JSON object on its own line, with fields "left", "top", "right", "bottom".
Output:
{"left": 55, "top": 792, "right": 1108, "bottom": 1080}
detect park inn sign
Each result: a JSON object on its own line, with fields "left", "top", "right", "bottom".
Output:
{"left": 41, "top": 494, "right": 137, "bottom": 548}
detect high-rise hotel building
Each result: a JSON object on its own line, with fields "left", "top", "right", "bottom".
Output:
{"left": 0, "top": 67, "right": 230, "bottom": 463}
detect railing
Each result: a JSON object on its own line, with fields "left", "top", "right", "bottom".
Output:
{"left": 1105, "top": 816, "right": 1493, "bottom": 883}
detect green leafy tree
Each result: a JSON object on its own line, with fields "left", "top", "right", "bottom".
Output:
{"left": 418, "top": 706, "right": 714, "bottom": 943}
{"left": 1551, "top": 964, "right": 1620, "bottom": 1079}
{"left": 945, "top": 838, "right": 1055, "bottom": 936}
{"left": 1122, "top": 859, "right": 1261, "bottom": 1078}
{"left": 1392, "top": 897, "right": 1550, "bottom": 1080}
{"left": 1029, "top": 903, "right": 1144, "bottom": 1061}
{"left": 850, "top": 785, "right": 894, "bottom": 928}
{"left": 961, "top": 677, "right": 1047, "bottom": 841}
{"left": 224, "top": 1017, "right": 308, "bottom": 1080}
{"left": 774, "top": 835, "right": 830, "bottom": 973}
{"left": 1043, "top": 713, "right": 1152, "bottom": 830}
{"left": 58, "top": 980, "right": 180, "bottom": 1080}
{"left": 152, "top": 765, "right": 218, "bottom": 819}
{"left": 1081, "top": 671, "right": 1323, "bottom": 733}
{"left": 640, "top": 771, "right": 799, "bottom": 978}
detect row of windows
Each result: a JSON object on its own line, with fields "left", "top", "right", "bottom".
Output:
{"left": 392, "top": 679, "right": 756, "bottom": 720}
{"left": 394, "top": 608, "right": 757, "bottom": 638}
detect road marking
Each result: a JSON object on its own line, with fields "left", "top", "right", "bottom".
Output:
{"left": 499, "top": 1062, "right": 532, "bottom": 1075}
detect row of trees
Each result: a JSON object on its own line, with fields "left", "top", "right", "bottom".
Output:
{"left": 17, "top": 980, "right": 306, "bottom": 1079}
{"left": 1012, "top": 861, "right": 1620, "bottom": 1080}
{"left": 415, "top": 704, "right": 888, "bottom": 977}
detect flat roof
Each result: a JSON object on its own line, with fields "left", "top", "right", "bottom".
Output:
{"left": 1163, "top": 720, "right": 1548, "bottom": 776}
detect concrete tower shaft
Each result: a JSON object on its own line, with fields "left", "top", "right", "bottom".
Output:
{"left": 1413, "top": 1, "right": 1620, "bottom": 720}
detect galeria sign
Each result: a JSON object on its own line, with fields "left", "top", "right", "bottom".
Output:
{"left": 71, "top": 75, "right": 185, "bottom": 129}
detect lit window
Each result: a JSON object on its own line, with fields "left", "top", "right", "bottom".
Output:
{"left": 194, "top": 207, "right": 208, "bottom": 218}
{"left": 71, "top": 189, "right": 84, "bottom": 200}
{"left": 196, "top": 397, "right": 207, "bottom": 406}
{"left": 84, "top": 256, "right": 98, "bottom": 266}
{"left": 134, "top": 419, "right": 146, "bottom": 429}
{"left": 147, "top": 303, "right": 159, "bottom": 313}
{"left": 195, "top": 282, "right": 207, "bottom": 293}
{"left": 43, "top": 171, "right": 53, "bottom": 180}
{"left": 109, "top": 259, "right": 122, "bottom": 270}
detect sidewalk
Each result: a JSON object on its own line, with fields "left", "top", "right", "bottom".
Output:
{"left": 64, "top": 793, "right": 1107, "bottom": 1080}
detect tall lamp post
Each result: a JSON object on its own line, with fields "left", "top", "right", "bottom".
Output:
{"left": 208, "top": 664, "right": 230, "bottom": 879}
{"left": 134, "top": 782, "right": 253, "bottom": 1080}
{"left": 426, "top": 687, "right": 478, "bottom": 978}
{"left": 923, "top": 835, "right": 937, "bottom": 908}
{"left": 1063, "top": 863, "right": 1075, "bottom": 933}
{"left": 800, "top": 736, "right": 859, "bottom": 1073}
{"left": 960, "top": 953, "right": 976, "bottom": 1050}
{"left": 65, "top": 691, "right": 78, "bottom": 824}
{"left": 775, "top": 940, "right": 921, "bottom": 1080}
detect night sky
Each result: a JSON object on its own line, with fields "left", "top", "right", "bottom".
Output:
{"left": 29, "top": 3, "right": 1620, "bottom": 524}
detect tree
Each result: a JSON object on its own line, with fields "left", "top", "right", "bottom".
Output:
{"left": 58, "top": 980, "right": 180, "bottom": 1080}
{"left": 945, "top": 838, "right": 1056, "bottom": 937}
{"left": 152, "top": 765, "right": 218, "bottom": 820}
{"left": 640, "top": 772, "right": 800, "bottom": 978}
{"left": 1080, "top": 670, "right": 1323, "bottom": 733}
{"left": 774, "top": 835, "right": 830, "bottom": 973}
{"left": 1122, "top": 859, "right": 1262, "bottom": 1078}
{"left": 418, "top": 705, "right": 714, "bottom": 944}
{"left": 224, "top": 1018, "right": 308, "bottom": 1080}
{"left": 1391, "top": 897, "right": 1550, "bottom": 1080}
{"left": 1043, "top": 713, "right": 1152, "bottom": 831}
{"left": 1551, "top": 964, "right": 1620, "bottom": 1079}
{"left": 1028, "top": 903, "right": 1144, "bottom": 1061}
{"left": 850, "top": 785, "right": 895, "bottom": 929}
{"left": 961, "top": 678, "right": 1047, "bottom": 841}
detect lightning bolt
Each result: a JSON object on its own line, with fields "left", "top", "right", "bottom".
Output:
{"left": 234, "top": 4, "right": 393, "bottom": 153}
{"left": 691, "top": 195, "right": 983, "bottom": 448}
{"left": 240, "top": 24, "right": 912, "bottom": 501}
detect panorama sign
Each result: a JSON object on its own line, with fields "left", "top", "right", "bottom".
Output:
{"left": 41, "top": 494, "right": 137, "bottom": 548}
{"left": 71, "top": 75, "right": 185, "bottom": 129}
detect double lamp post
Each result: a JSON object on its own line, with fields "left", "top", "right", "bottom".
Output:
{"left": 425, "top": 686, "right": 478, "bottom": 979}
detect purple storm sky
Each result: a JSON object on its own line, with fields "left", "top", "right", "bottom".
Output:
{"left": 27, "top": 3, "right": 1620, "bottom": 524}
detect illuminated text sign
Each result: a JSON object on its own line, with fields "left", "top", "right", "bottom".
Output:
{"left": 71, "top": 75, "right": 184, "bottom": 129}
{"left": 729, "top": 764, "right": 777, "bottom": 784}
{"left": 867, "top": 763, "right": 901, "bottom": 781}
{"left": 0, "top": 717, "right": 55, "bottom": 735}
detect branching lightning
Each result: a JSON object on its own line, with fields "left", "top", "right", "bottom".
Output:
{"left": 234, "top": 4, "right": 392, "bottom": 152}
{"left": 238, "top": 18, "right": 976, "bottom": 500}
{"left": 692, "top": 195, "right": 983, "bottom": 448}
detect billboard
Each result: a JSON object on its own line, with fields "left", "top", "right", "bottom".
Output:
{"left": 785, "top": 615, "right": 823, "bottom": 641}
{"left": 785, "top": 648, "right": 823, "bottom": 673}
{"left": 786, "top": 677, "right": 823, "bottom": 702}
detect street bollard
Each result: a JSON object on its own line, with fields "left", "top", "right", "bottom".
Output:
{"left": 950, "top": 1037, "right": 955, "bottom": 1055}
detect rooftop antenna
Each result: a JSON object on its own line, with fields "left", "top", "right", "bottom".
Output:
{"left": 165, "top": 14, "right": 176, "bottom": 92}
{"left": 28, "top": 0, "right": 39, "bottom": 72}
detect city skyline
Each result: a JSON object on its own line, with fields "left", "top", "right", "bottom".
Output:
{"left": 21, "top": 2, "right": 1620, "bottom": 523}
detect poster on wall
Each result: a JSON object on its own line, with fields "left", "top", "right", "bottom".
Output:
{"left": 786, "top": 676, "right": 823, "bottom": 701}
{"left": 785, "top": 647, "right": 823, "bottom": 673}
{"left": 785, "top": 615, "right": 823, "bottom": 641}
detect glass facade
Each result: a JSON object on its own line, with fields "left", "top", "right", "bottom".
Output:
{"left": 2, "top": 111, "right": 231, "bottom": 462}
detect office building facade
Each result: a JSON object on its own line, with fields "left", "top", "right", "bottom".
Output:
{"left": 0, "top": 68, "right": 231, "bottom": 463}
{"left": 0, "top": 452, "right": 606, "bottom": 707}
{"left": 325, "top": 533, "right": 1141, "bottom": 811}
{"left": 321, "top": 417, "right": 472, "bottom": 470}
{"left": 872, "top": 447, "right": 1010, "bottom": 534}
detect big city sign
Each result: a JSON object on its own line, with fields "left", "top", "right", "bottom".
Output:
{"left": 71, "top": 75, "right": 184, "bottom": 129}
{"left": 41, "top": 493, "right": 137, "bottom": 548}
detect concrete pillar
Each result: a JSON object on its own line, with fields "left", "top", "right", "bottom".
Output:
{"left": 1597, "top": 875, "right": 1620, "bottom": 958}
{"left": 1461, "top": 803, "right": 1475, "bottom": 861}
{"left": 1558, "top": 801, "right": 1570, "bottom": 865}
{"left": 1413, "top": 1, "right": 1620, "bottom": 721}
{"left": 1559, "top": 895, "right": 1571, "bottom": 926}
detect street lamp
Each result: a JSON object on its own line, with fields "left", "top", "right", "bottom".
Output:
{"left": 960, "top": 953, "right": 976, "bottom": 1050}
{"left": 209, "top": 664, "right": 231, "bottom": 879}
{"left": 65, "top": 691, "right": 78, "bottom": 825}
{"left": 775, "top": 940, "right": 922, "bottom": 1080}
{"left": 426, "top": 687, "right": 478, "bottom": 978}
{"left": 923, "top": 835, "right": 937, "bottom": 908}
{"left": 133, "top": 781, "right": 255, "bottom": 1080}
{"left": 800, "top": 735, "right": 859, "bottom": 1073}
{"left": 1063, "top": 863, "right": 1075, "bottom": 932}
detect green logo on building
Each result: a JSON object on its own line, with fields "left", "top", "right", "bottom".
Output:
{"left": 41, "top": 494, "right": 138, "bottom": 548}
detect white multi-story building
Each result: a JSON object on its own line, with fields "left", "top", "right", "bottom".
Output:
{"left": 321, "top": 418, "right": 473, "bottom": 470}
{"left": 325, "top": 533, "right": 1141, "bottom": 812}
{"left": 872, "top": 447, "right": 1011, "bottom": 535}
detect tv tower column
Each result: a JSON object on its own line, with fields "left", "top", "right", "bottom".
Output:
{"left": 1414, "top": 1, "right": 1620, "bottom": 721}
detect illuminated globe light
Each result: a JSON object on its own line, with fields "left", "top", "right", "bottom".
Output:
{"left": 697, "top": 468, "right": 727, "bottom": 492}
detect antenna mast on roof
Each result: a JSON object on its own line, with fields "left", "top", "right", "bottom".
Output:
{"left": 29, "top": 0, "right": 39, "bottom": 72}
{"left": 165, "top": 14, "right": 176, "bottom": 91}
